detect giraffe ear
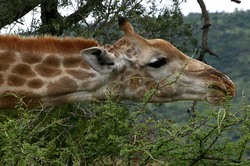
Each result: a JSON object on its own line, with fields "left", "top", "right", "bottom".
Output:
{"left": 80, "top": 47, "right": 115, "bottom": 74}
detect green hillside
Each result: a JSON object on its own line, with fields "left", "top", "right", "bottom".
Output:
{"left": 185, "top": 10, "right": 250, "bottom": 104}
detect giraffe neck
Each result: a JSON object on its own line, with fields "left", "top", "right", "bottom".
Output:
{"left": 0, "top": 35, "right": 113, "bottom": 108}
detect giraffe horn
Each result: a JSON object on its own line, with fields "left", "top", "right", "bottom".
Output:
{"left": 118, "top": 16, "right": 149, "bottom": 46}
{"left": 118, "top": 16, "right": 135, "bottom": 35}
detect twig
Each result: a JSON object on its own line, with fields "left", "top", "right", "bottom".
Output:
{"left": 196, "top": 0, "right": 219, "bottom": 62}
{"left": 188, "top": 0, "right": 218, "bottom": 119}
{"left": 231, "top": 0, "right": 241, "bottom": 4}
{"left": 203, "top": 156, "right": 241, "bottom": 163}
{"left": 187, "top": 100, "right": 197, "bottom": 118}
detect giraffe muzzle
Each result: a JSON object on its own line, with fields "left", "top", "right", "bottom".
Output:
{"left": 205, "top": 69, "right": 235, "bottom": 104}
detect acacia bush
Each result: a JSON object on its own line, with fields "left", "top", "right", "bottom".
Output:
{"left": 0, "top": 96, "right": 249, "bottom": 165}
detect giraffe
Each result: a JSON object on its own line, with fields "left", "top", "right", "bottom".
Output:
{"left": 0, "top": 17, "right": 235, "bottom": 108}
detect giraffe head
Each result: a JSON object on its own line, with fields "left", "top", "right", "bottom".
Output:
{"left": 81, "top": 17, "right": 235, "bottom": 105}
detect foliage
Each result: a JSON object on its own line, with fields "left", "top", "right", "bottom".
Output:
{"left": 0, "top": 97, "right": 249, "bottom": 165}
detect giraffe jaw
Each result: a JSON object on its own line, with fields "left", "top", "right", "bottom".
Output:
{"left": 143, "top": 78, "right": 235, "bottom": 105}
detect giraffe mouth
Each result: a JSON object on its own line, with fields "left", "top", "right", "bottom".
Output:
{"left": 208, "top": 74, "right": 235, "bottom": 97}
{"left": 208, "top": 84, "right": 228, "bottom": 95}
{"left": 206, "top": 83, "right": 234, "bottom": 105}
{"left": 200, "top": 68, "right": 235, "bottom": 105}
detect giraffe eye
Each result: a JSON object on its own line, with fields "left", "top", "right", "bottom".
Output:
{"left": 147, "top": 57, "right": 167, "bottom": 68}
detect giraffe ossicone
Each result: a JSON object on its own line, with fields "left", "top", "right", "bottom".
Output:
{"left": 0, "top": 17, "right": 235, "bottom": 108}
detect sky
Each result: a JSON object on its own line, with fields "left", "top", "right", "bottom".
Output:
{"left": 179, "top": 0, "right": 250, "bottom": 15}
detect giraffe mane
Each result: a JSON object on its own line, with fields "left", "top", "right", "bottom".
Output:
{"left": 0, "top": 35, "right": 99, "bottom": 54}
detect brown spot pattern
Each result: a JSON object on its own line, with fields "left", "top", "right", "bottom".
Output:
{"left": 63, "top": 56, "right": 81, "bottom": 68}
{"left": 129, "top": 74, "right": 142, "bottom": 90}
{"left": 43, "top": 55, "right": 60, "bottom": 67}
{"left": 8, "top": 74, "right": 26, "bottom": 86}
{"left": 0, "top": 74, "right": 4, "bottom": 85}
{"left": 66, "top": 69, "right": 94, "bottom": 80}
{"left": 0, "top": 51, "right": 16, "bottom": 71}
{"left": 0, "top": 95, "right": 19, "bottom": 108}
{"left": 35, "top": 64, "right": 62, "bottom": 77}
{"left": 0, "top": 93, "right": 42, "bottom": 108}
{"left": 0, "top": 51, "right": 16, "bottom": 63}
{"left": 0, "top": 64, "right": 10, "bottom": 71}
{"left": 145, "top": 81, "right": 158, "bottom": 90}
{"left": 27, "top": 79, "right": 44, "bottom": 89}
{"left": 126, "top": 48, "right": 132, "bottom": 54}
{"left": 47, "top": 76, "right": 78, "bottom": 96}
{"left": 12, "top": 64, "right": 36, "bottom": 78}
{"left": 35, "top": 55, "right": 61, "bottom": 77}
{"left": 124, "top": 70, "right": 132, "bottom": 76}
{"left": 22, "top": 53, "right": 42, "bottom": 64}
